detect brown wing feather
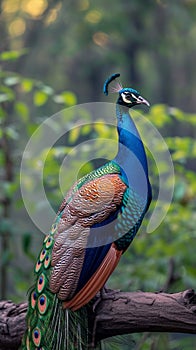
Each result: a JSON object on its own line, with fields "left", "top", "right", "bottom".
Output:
{"left": 62, "top": 243, "right": 122, "bottom": 311}
{"left": 49, "top": 174, "right": 127, "bottom": 301}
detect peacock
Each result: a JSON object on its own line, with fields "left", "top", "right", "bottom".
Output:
{"left": 22, "top": 73, "right": 152, "bottom": 350}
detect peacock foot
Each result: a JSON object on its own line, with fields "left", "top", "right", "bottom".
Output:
{"left": 92, "top": 285, "right": 120, "bottom": 312}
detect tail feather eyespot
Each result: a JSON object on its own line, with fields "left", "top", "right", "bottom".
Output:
{"left": 44, "top": 254, "right": 51, "bottom": 269}
{"left": 38, "top": 294, "right": 48, "bottom": 315}
{"left": 35, "top": 259, "right": 42, "bottom": 273}
{"left": 45, "top": 237, "right": 53, "bottom": 249}
{"left": 32, "top": 327, "right": 41, "bottom": 347}
{"left": 30, "top": 291, "right": 37, "bottom": 309}
{"left": 40, "top": 249, "right": 47, "bottom": 262}
{"left": 37, "top": 273, "right": 46, "bottom": 293}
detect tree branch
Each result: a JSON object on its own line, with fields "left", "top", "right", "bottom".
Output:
{"left": 0, "top": 289, "right": 196, "bottom": 349}
{"left": 92, "top": 289, "right": 196, "bottom": 342}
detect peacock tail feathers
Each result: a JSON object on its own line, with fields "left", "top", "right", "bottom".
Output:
{"left": 22, "top": 221, "right": 89, "bottom": 350}
{"left": 23, "top": 296, "right": 88, "bottom": 349}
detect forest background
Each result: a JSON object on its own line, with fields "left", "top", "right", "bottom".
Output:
{"left": 0, "top": 0, "right": 196, "bottom": 349}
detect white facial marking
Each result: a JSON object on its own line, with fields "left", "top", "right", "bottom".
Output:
{"left": 131, "top": 93, "right": 137, "bottom": 100}
{"left": 121, "top": 92, "right": 132, "bottom": 104}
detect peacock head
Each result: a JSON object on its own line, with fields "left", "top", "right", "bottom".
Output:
{"left": 103, "top": 73, "right": 150, "bottom": 108}
{"left": 118, "top": 88, "right": 150, "bottom": 108}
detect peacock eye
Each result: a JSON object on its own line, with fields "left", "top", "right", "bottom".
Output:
{"left": 124, "top": 92, "right": 132, "bottom": 99}
{"left": 121, "top": 91, "right": 135, "bottom": 103}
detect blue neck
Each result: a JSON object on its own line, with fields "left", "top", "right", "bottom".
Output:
{"left": 114, "top": 104, "right": 150, "bottom": 199}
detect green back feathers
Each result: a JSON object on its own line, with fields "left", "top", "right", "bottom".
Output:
{"left": 66, "top": 161, "right": 121, "bottom": 204}
{"left": 114, "top": 187, "right": 146, "bottom": 250}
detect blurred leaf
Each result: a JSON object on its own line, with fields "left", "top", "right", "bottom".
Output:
{"left": 169, "top": 107, "right": 186, "bottom": 121}
{"left": 4, "top": 76, "right": 20, "bottom": 86}
{"left": 0, "top": 85, "right": 15, "bottom": 102}
{"left": 5, "top": 126, "right": 19, "bottom": 140}
{"left": 1, "top": 181, "right": 18, "bottom": 198}
{"left": 21, "top": 78, "right": 34, "bottom": 92}
{"left": 0, "top": 49, "right": 28, "bottom": 61}
{"left": 53, "top": 91, "right": 77, "bottom": 106}
{"left": 27, "top": 123, "right": 39, "bottom": 136}
{"left": 166, "top": 137, "right": 196, "bottom": 160}
{"left": 68, "top": 126, "right": 81, "bottom": 143}
{"left": 0, "top": 93, "right": 10, "bottom": 103}
{"left": 148, "top": 104, "right": 171, "bottom": 127}
{"left": 94, "top": 122, "right": 108, "bottom": 136}
{"left": 33, "top": 90, "right": 48, "bottom": 106}
{"left": 40, "top": 85, "right": 54, "bottom": 95}
{"left": 15, "top": 101, "right": 29, "bottom": 121}
{"left": 81, "top": 124, "right": 92, "bottom": 135}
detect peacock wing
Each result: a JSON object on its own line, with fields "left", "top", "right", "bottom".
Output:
{"left": 49, "top": 173, "right": 127, "bottom": 301}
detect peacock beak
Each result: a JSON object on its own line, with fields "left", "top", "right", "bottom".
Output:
{"left": 137, "top": 96, "right": 150, "bottom": 107}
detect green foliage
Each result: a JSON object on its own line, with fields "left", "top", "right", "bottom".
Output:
{"left": 0, "top": 49, "right": 28, "bottom": 61}
{"left": 0, "top": 51, "right": 77, "bottom": 302}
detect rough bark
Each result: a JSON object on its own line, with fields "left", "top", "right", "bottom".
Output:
{"left": 0, "top": 301, "right": 26, "bottom": 350}
{"left": 93, "top": 289, "right": 196, "bottom": 342}
{"left": 0, "top": 289, "right": 196, "bottom": 349}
